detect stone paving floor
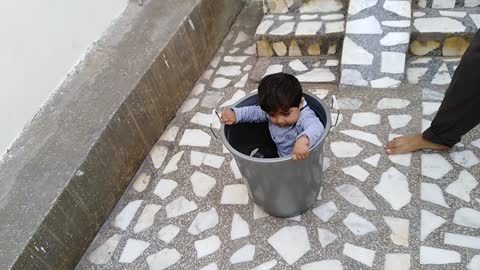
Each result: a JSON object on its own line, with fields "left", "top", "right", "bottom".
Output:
{"left": 76, "top": 3, "right": 480, "bottom": 270}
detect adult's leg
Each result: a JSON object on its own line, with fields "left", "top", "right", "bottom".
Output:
{"left": 386, "top": 30, "right": 480, "bottom": 154}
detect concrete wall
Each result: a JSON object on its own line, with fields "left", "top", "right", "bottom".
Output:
{"left": 0, "top": 0, "right": 127, "bottom": 159}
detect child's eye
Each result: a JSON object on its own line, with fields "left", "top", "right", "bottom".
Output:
{"left": 282, "top": 112, "right": 290, "bottom": 116}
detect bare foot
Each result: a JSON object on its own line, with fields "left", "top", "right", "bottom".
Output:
{"left": 385, "top": 134, "right": 449, "bottom": 155}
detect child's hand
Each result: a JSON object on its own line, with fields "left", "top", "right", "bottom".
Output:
{"left": 292, "top": 136, "right": 310, "bottom": 160}
{"left": 221, "top": 109, "right": 236, "bottom": 125}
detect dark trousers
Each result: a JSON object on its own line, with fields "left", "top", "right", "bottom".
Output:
{"left": 423, "top": 30, "right": 480, "bottom": 147}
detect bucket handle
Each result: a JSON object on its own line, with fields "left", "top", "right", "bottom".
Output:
{"left": 209, "top": 109, "right": 221, "bottom": 140}
{"left": 330, "top": 95, "right": 340, "bottom": 130}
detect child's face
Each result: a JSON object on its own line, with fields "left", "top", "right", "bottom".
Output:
{"left": 268, "top": 99, "right": 303, "bottom": 127}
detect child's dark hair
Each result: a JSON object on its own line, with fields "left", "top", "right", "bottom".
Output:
{"left": 258, "top": 72, "right": 303, "bottom": 114}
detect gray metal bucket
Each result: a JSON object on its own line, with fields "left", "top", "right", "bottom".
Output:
{"left": 221, "top": 92, "right": 331, "bottom": 217}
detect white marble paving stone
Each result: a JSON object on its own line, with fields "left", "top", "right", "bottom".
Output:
{"left": 118, "top": 239, "right": 150, "bottom": 263}
{"left": 414, "top": 17, "right": 466, "bottom": 33}
{"left": 330, "top": 141, "right": 363, "bottom": 157}
{"left": 446, "top": 170, "right": 478, "bottom": 202}
{"left": 216, "top": 65, "right": 242, "bottom": 77}
{"left": 212, "top": 77, "right": 231, "bottom": 89}
{"left": 159, "top": 126, "right": 179, "bottom": 141}
{"left": 270, "top": 22, "right": 295, "bottom": 35}
{"left": 432, "top": 0, "right": 455, "bottom": 8}
{"left": 195, "top": 235, "right": 221, "bottom": 258}
{"left": 336, "top": 184, "right": 377, "bottom": 210}
{"left": 154, "top": 179, "right": 178, "bottom": 200}
{"left": 371, "top": 77, "right": 401, "bottom": 88}
{"left": 245, "top": 44, "right": 256, "bottom": 55}
{"left": 421, "top": 183, "right": 449, "bottom": 207}
{"left": 190, "top": 112, "right": 221, "bottom": 129}
{"left": 384, "top": 216, "right": 409, "bottom": 247}
{"left": 381, "top": 52, "right": 406, "bottom": 74}
{"left": 422, "top": 102, "right": 441, "bottom": 116}
{"left": 230, "top": 159, "right": 242, "bottom": 179}
{"left": 191, "top": 84, "right": 205, "bottom": 96}
{"left": 375, "top": 167, "right": 412, "bottom": 210}
{"left": 181, "top": 98, "right": 200, "bottom": 113}
{"left": 407, "top": 67, "right": 428, "bottom": 84}
{"left": 299, "top": 0, "right": 344, "bottom": 12}
{"left": 343, "top": 243, "right": 376, "bottom": 267}
{"left": 383, "top": 1, "right": 411, "bottom": 18}
{"left": 364, "top": 154, "right": 381, "bottom": 167}
{"left": 279, "top": 15, "right": 294, "bottom": 20}
{"left": 340, "top": 69, "right": 369, "bottom": 86}
{"left": 377, "top": 98, "right": 411, "bottom": 109}
{"left": 150, "top": 145, "right": 168, "bottom": 169}
{"left": 234, "top": 31, "right": 249, "bottom": 45}
{"left": 165, "top": 196, "right": 198, "bottom": 218}
{"left": 453, "top": 207, "right": 480, "bottom": 229}
{"left": 296, "top": 21, "right": 323, "bottom": 35}
{"left": 471, "top": 14, "right": 480, "bottom": 28}
{"left": 190, "top": 171, "right": 216, "bottom": 198}
{"left": 202, "top": 91, "right": 225, "bottom": 108}
{"left": 342, "top": 165, "right": 370, "bottom": 182}
{"left": 388, "top": 115, "right": 412, "bottom": 129}
{"left": 343, "top": 212, "right": 377, "bottom": 236}
{"left": 268, "top": 226, "right": 311, "bottom": 265}
{"left": 133, "top": 173, "right": 150, "bottom": 193}
{"left": 224, "top": 56, "right": 249, "bottom": 63}
{"left": 431, "top": 63, "right": 451, "bottom": 85}
{"left": 439, "top": 10, "right": 466, "bottom": 18}
{"left": 382, "top": 20, "right": 411, "bottom": 28}
{"left": 158, "top": 224, "right": 180, "bottom": 243}
{"left": 289, "top": 59, "right": 308, "bottom": 71}
{"left": 325, "top": 59, "right": 339, "bottom": 66}
{"left": 420, "top": 246, "right": 461, "bottom": 265}
{"left": 301, "top": 260, "right": 343, "bottom": 270}
{"left": 326, "top": 21, "right": 345, "bottom": 33}
{"left": 210, "top": 55, "right": 221, "bottom": 68}
{"left": 253, "top": 204, "right": 270, "bottom": 219}
{"left": 346, "top": 16, "right": 383, "bottom": 34}
{"left": 412, "top": 57, "right": 432, "bottom": 64}
{"left": 256, "top": 20, "right": 274, "bottom": 35}
{"left": 231, "top": 213, "right": 250, "bottom": 240}
{"left": 264, "top": 64, "right": 284, "bottom": 77}
{"left": 203, "top": 154, "right": 225, "bottom": 169}
{"left": 163, "top": 151, "right": 184, "bottom": 174}
{"left": 388, "top": 152, "right": 411, "bottom": 167}
{"left": 199, "top": 263, "right": 218, "bottom": 270}
{"left": 252, "top": 260, "right": 278, "bottom": 270}
{"left": 471, "top": 138, "right": 480, "bottom": 149}
{"left": 341, "top": 37, "right": 374, "bottom": 65}
{"left": 230, "top": 244, "right": 256, "bottom": 264}
{"left": 134, "top": 204, "right": 162, "bottom": 233}
{"left": 340, "top": 130, "right": 383, "bottom": 146}
{"left": 301, "top": 14, "right": 318, "bottom": 20}
{"left": 234, "top": 75, "right": 248, "bottom": 88}
{"left": 348, "top": 0, "right": 378, "bottom": 15}
{"left": 467, "top": 255, "right": 480, "bottom": 270}
{"left": 310, "top": 89, "right": 329, "bottom": 99}
{"left": 113, "top": 200, "right": 143, "bottom": 230}
{"left": 422, "top": 119, "right": 432, "bottom": 133}
{"left": 88, "top": 234, "right": 121, "bottom": 264}
{"left": 317, "top": 228, "right": 338, "bottom": 248}
{"left": 336, "top": 97, "right": 363, "bottom": 110}
{"left": 444, "top": 232, "right": 480, "bottom": 249}
{"left": 221, "top": 90, "right": 246, "bottom": 107}
{"left": 146, "top": 248, "right": 181, "bottom": 270}
{"left": 297, "top": 68, "right": 336, "bottom": 83}
{"left": 450, "top": 150, "right": 480, "bottom": 168}
{"left": 421, "top": 209, "right": 446, "bottom": 241}
{"left": 221, "top": 184, "right": 249, "bottom": 204}
{"left": 385, "top": 254, "right": 411, "bottom": 270}
{"left": 312, "top": 201, "right": 338, "bottom": 222}
{"left": 351, "top": 112, "right": 380, "bottom": 127}
{"left": 243, "top": 64, "right": 252, "bottom": 71}
{"left": 423, "top": 88, "right": 444, "bottom": 100}
{"left": 188, "top": 208, "right": 219, "bottom": 235}
{"left": 322, "top": 14, "right": 344, "bottom": 20}
{"left": 179, "top": 129, "right": 211, "bottom": 147}
{"left": 380, "top": 32, "right": 409, "bottom": 46}
{"left": 274, "top": 42, "right": 288, "bottom": 56}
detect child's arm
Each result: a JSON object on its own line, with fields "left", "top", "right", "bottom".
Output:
{"left": 221, "top": 105, "right": 268, "bottom": 125}
{"left": 292, "top": 110, "right": 325, "bottom": 160}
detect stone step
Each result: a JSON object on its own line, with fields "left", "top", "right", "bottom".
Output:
{"left": 339, "top": 0, "right": 412, "bottom": 88}
{"left": 406, "top": 56, "right": 459, "bottom": 86}
{"left": 256, "top": 13, "right": 345, "bottom": 57}
{"left": 414, "top": 0, "right": 480, "bottom": 9}
{"left": 262, "top": 0, "right": 346, "bottom": 14}
{"left": 410, "top": 9, "right": 479, "bottom": 57}
{"left": 250, "top": 56, "right": 340, "bottom": 83}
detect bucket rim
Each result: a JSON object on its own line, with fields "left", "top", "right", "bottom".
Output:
{"left": 220, "top": 92, "right": 332, "bottom": 163}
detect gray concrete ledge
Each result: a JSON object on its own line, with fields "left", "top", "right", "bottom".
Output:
{"left": 0, "top": 0, "right": 243, "bottom": 269}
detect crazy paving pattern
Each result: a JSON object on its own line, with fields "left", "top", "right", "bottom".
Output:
{"left": 76, "top": 3, "right": 480, "bottom": 270}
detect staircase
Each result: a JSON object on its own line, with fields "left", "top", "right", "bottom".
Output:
{"left": 253, "top": 0, "right": 480, "bottom": 88}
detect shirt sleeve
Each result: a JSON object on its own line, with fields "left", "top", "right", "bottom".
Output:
{"left": 296, "top": 108, "right": 325, "bottom": 147}
{"left": 231, "top": 105, "right": 269, "bottom": 123}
